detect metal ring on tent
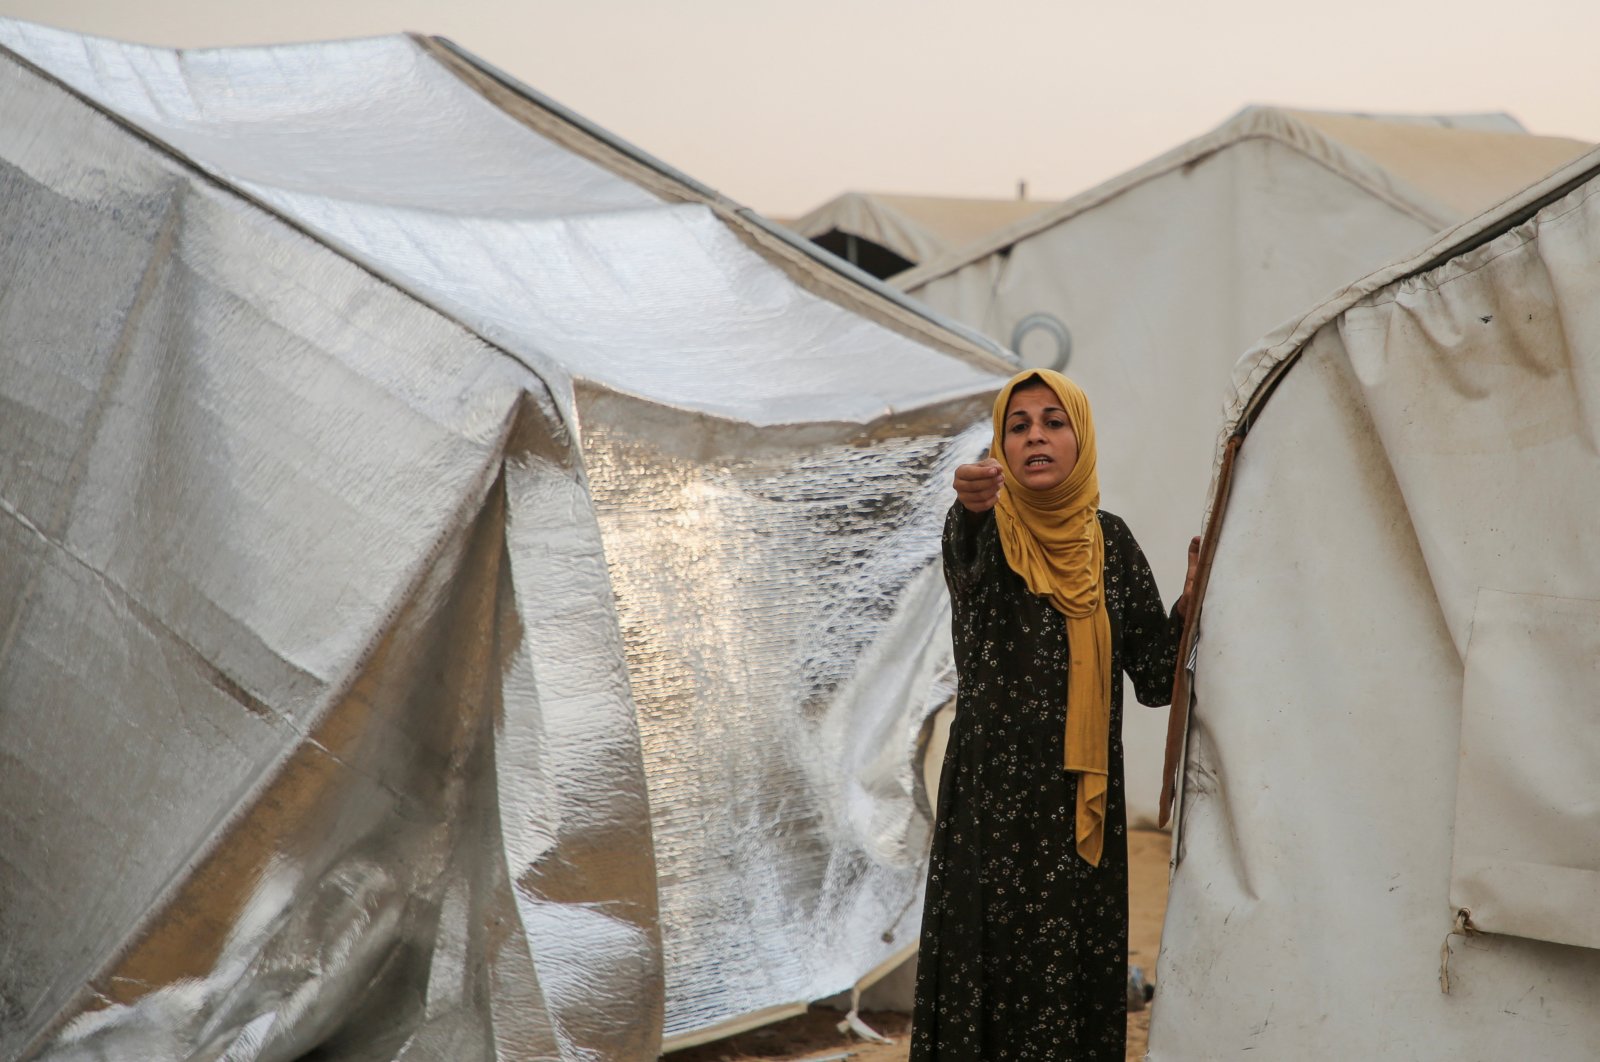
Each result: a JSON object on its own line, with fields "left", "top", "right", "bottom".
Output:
{"left": 1010, "top": 312, "right": 1072, "bottom": 371}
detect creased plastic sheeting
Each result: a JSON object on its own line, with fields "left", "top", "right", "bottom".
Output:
{"left": 1151, "top": 152, "right": 1600, "bottom": 1058}
{"left": 0, "top": 55, "right": 659, "bottom": 1062}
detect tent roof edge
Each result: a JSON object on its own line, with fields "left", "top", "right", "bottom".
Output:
{"left": 894, "top": 105, "right": 1477, "bottom": 293}
{"left": 1221, "top": 141, "right": 1600, "bottom": 442}
{"left": 422, "top": 35, "right": 1019, "bottom": 376}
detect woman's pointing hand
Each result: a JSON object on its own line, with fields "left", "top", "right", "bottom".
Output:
{"left": 954, "top": 458, "right": 1004, "bottom": 513}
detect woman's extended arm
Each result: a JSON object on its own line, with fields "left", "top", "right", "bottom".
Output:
{"left": 943, "top": 458, "right": 1003, "bottom": 601}
{"left": 942, "top": 500, "right": 992, "bottom": 601}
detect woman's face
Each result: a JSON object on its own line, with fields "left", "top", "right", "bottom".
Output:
{"left": 1003, "top": 383, "right": 1079, "bottom": 491}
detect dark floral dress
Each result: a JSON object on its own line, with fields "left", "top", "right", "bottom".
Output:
{"left": 910, "top": 504, "right": 1182, "bottom": 1061}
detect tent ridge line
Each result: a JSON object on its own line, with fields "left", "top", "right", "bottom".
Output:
{"left": 419, "top": 35, "right": 1017, "bottom": 376}
{"left": 423, "top": 34, "right": 730, "bottom": 208}
{"left": 895, "top": 107, "right": 1454, "bottom": 293}
{"left": 1408, "top": 163, "right": 1600, "bottom": 277}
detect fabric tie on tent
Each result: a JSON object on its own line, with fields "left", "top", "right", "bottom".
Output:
{"left": 990, "top": 369, "right": 1112, "bottom": 866}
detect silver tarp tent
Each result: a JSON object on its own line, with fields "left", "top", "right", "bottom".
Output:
{"left": 1152, "top": 140, "right": 1600, "bottom": 1058}
{"left": 0, "top": 21, "right": 1013, "bottom": 1059}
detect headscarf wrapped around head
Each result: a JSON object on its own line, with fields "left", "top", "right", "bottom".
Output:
{"left": 990, "top": 369, "right": 1113, "bottom": 867}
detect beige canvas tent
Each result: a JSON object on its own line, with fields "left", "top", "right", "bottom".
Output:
{"left": 785, "top": 191, "right": 1055, "bottom": 279}
{"left": 897, "top": 106, "right": 1590, "bottom": 827}
{"left": 1153, "top": 139, "right": 1600, "bottom": 1059}
{"left": 0, "top": 20, "right": 1014, "bottom": 1059}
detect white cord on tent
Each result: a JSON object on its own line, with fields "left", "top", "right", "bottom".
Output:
{"left": 1439, "top": 907, "right": 1476, "bottom": 994}
{"left": 834, "top": 986, "right": 894, "bottom": 1045}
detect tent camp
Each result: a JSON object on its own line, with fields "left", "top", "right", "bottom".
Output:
{"left": 0, "top": 21, "right": 1015, "bottom": 1060}
{"left": 784, "top": 191, "right": 1055, "bottom": 279}
{"left": 1151, "top": 139, "right": 1600, "bottom": 1058}
{"left": 895, "top": 106, "right": 1591, "bottom": 827}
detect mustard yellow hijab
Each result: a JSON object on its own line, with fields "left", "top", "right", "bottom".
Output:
{"left": 990, "top": 369, "right": 1113, "bottom": 867}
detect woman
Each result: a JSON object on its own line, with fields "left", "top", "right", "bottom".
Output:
{"left": 910, "top": 368, "right": 1198, "bottom": 1060}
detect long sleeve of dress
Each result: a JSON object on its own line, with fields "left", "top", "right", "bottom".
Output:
{"left": 1102, "top": 512, "right": 1184, "bottom": 708}
{"left": 941, "top": 501, "right": 992, "bottom": 603}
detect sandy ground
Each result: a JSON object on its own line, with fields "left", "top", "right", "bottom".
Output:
{"left": 671, "top": 829, "right": 1173, "bottom": 1062}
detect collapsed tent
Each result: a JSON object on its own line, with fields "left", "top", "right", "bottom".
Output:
{"left": 0, "top": 21, "right": 1015, "bottom": 1059}
{"left": 1151, "top": 143, "right": 1600, "bottom": 1057}
{"left": 895, "top": 107, "right": 1590, "bottom": 826}
{"left": 784, "top": 191, "right": 1055, "bottom": 279}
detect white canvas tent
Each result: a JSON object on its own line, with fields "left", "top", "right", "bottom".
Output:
{"left": 785, "top": 191, "right": 1055, "bottom": 279}
{"left": 1152, "top": 140, "right": 1600, "bottom": 1058}
{"left": 896, "top": 106, "right": 1591, "bottom": 827}
{"left": 0, "top": 21, "right": 1014, "bottom": 1059}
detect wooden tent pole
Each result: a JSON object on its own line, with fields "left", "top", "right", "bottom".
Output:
{"left": 1158, "top": 432, "right": 1244, "bottom": 830}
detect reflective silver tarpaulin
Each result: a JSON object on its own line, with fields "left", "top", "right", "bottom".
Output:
{"left": 0, "top": 20, "right": 1010, "bottom": 1059}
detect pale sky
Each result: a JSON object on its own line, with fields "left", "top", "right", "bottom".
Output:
{"left": 3, "top": 0, "right": 1596, "bottom": 217}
